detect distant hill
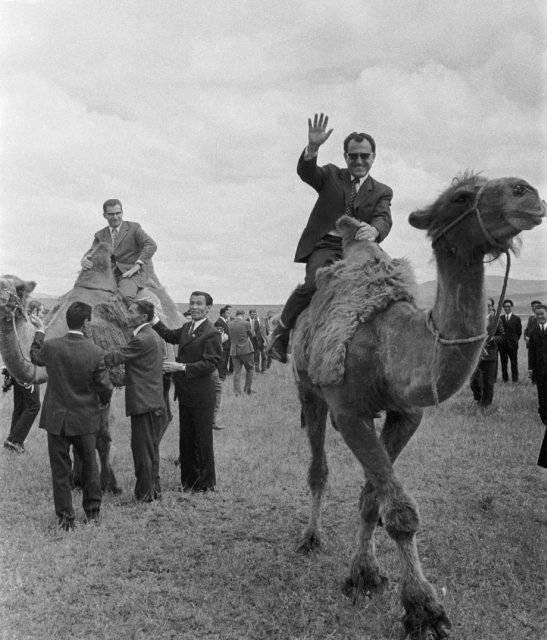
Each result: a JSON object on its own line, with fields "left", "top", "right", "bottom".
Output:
{"left": 33, "top": 277, "right": 546, "bottom": 320}
{"left": 416, "top": 277, "right": 547, "bottom": 314}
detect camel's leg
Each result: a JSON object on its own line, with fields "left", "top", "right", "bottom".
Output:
{"left": 96, "top": 405, "right": 122, "bottom": 495}
{"left": 296, "top": 386, "right": 329, "bottom": 554}
{"left": 332, "top": 408, "right": 450, "bottom": 639}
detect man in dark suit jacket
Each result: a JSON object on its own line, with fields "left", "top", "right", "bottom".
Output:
{"left": 470, "top": 298, "right": 504, "bottom": 407}
{"left": 104, "top": 300, "right": 165, "bottom": 501}
{"left": 499, "top": 299, "right": 522, "bottom": 382}
{"left": 152, "top": 291, "right": 222, "bottom": 492}
{"left": 29, "top": 301, "right": 113, "bottom": 529}
{"left": 524, "top": 299, "right": 542, "bottom": 349}
{"left": 527, "top": 304, "right": 547, "bottom": 467}
{"left": 214, "top": 305, "right": 232, "bottom": 380}
{"left": 228, "top": 310, "right": 255, "bottom": 395}
{"left": 268, "top": 113, "right": 393, "bottom": 363}
{"left": 81, "top": 198, "right": 157, "bottom": 306}
{"left": 248, "top": 309, "right": 268, "bottom": 373}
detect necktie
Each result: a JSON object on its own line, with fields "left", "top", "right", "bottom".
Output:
{"left": 345, "top": 178, "right": 359, "bottom": 217}
{"left": 541, "top": 324, "right": 546, "bottom": 335}
{"left": 189, "top": 321, "right": 195, "bottom": 336}
{"left": 506, "top": 314, "right": 510, "bottom": 321}
{"left": 111, "top": 228, "right": 118, "bottom": 246}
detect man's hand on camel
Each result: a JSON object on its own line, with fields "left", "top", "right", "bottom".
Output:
{"left": 355, "top": 222, "right": 379, "bottom": 242}
{"left": 29, "top": 315, "right": 45, "bottom": 332}
{"left": 307, "top": 113, "right": 333, "bottom": 152}
{"left": 81, "top": 257, "right": 93, "bottom": 270}
{"left": 122, "top": 264, "right": 141, "bottom": 278}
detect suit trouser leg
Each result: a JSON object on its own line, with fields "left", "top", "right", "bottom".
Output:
{"left": 8, "top": 382, "right": 40, "bottom": 444}
{"left": 179, "top": 404, "right": 216, "bottom": 491}
{"left": 233, "top": 357, "right": 243, "bottom": 395}
{"left": 536, "top": 372, "right": 547, "bottom": 424}
{"left": 212, "top": 369, "right": 222, "bottom": 426}
{"left": 482, "top": 360, "right": 496, "bottom": 406}
{"left": 115, "top": 272, "right": 140, "bottom": 307}
{"left": 47, "top": 431, "right": 75, "bottom": 525}
{"left": 70, "top": 433, "right": 102, "bottom": 517}
{"left": 280, "top": 243, "right": 342, "bottom": 329}
{"left": 499, "top": 347, "right": 509, "bottom": 381}
{"left": 131, "top": 412, "right": 161, "bottom": 501}
{"left": 508, "top": 347, "right": 519, "bottom": 381}
{"left": 242, "top": 354, "right": 254, "bottom": 393}
{"left": 469, "top": 367, "right": 482, "bottom": 402}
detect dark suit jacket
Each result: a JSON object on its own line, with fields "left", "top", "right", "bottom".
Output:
{"left": 294, "top": 152, "right": 393, "bottom": 263}
{"left": 248, "top": 317, "right": 267, "bottom": 348}
{"left": 500, "top": 314, "right": 522, "bottom": 349}
{"left": 104, "top": 325, "right": 164, "bottom": 416}
{"left": 214, "top": 316, "right": 231, "bottom": 354}
{"left": 524, "top": 315, "right": 538, "bottom": 344}
{"left": 229, "top": 318, "right": 254, "bottom": 356}
{"left": 480, "top": 314, "right": 504, "bottom": 362}
{"left": 30, "top": 332, "right": 112, "bottom": 436}
{"left": 84, "top": 221, "right": 157, "bottom": 287}
{"left": 528, "top": 325, "right": 547, "bottom": 378}
{"left": 153, "top": 319, "right": 222, "bottom": 408}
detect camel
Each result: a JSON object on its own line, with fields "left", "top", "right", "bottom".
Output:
{"left": 0, "top": 241, "right": 181, "bottom": 493}
{"left": 290, "top": 173, "right": 545, "bottom": 639}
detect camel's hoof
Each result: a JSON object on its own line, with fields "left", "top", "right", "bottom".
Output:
{"left": 103, "top": 485, "right": 123, "bottom": 496}
{"left": 296, "top": 532, "right": 321, "bottom": 555}
{"left": 342, "top": 573, "right": 388, "bottom": 601}
{"left": 402, "top": 610, "right": 451, "bottom": 639}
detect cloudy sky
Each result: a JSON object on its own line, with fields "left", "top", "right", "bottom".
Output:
{"left": 1, "top": 0, "right": 545, "bottom": 304}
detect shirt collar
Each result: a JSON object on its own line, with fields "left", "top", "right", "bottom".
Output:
{"left": 133, "top": 322, "right": 149, "bottom": 336}
{"left": 67, "top": 330, "right": 84, "bottom": 336}
{"left": 190, "top": 317, "right": 207, "bottom": 331}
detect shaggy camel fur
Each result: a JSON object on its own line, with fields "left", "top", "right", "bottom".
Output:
{"left": 0, "top": 242, "right": 181, "bottom": 493}
{"left": 292, "top": 174, "right": 544, "bottom": 639}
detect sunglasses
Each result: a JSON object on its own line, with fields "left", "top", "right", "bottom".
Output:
{"left": 347, "top": 153, "right": 373, "bottom": 161}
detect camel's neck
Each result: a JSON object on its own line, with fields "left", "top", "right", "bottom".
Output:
{"left": 431, "top": 249, "right": 486, "bottom": 341}
{"left": 0, "top": 313, "right": 47, "bottom": 384}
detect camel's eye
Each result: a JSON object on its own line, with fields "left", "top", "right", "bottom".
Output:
{"left": 453, "top": 193, "right": 470, "bottom": 205}
{"left": 512, "top": 183, "right": 526, "bottom": 196}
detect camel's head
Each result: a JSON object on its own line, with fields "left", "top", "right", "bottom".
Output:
{"left": 0, "top": 275, "right": 36, "bottom": 319}
{"left": 336, "top": 215, "right": 385, "bottom": 265}
{"left": 76, "top": 241, "right": 117, "bottom": 292}
{"left": 409, "top": 172, "right": 545, "bottom": 262}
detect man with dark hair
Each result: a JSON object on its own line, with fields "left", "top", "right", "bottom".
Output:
{"left": 29, "top": 301, "right": 112, "bottom": 529}
{"left": 214, "top": 305, "right": 232, "bottom": 380}
{"left": 229, "top": 310, "right": 255, "bottom": 396}
{"left": 528, "top": 304, "right": 547, "bottom": 467}
{"left": 248, "top": 309, "right": 267, "bottom": 373}
{"left": 268, "top": 113, "right": 393, "bottom": 363}
{"left": 104, "top": 300, "right": 165, "bottom": 501}
{"left": 524, "top": 300, "right": 543, "bottom": 349}
{"left": 499, "top": 299, "right": 522, "bottom": 382}
{"left": 470, "top": 298, "right": 504, "bottom": 408}
{"left": 152, "top": 291, "right": 222, "bottom": 492}
{"left": 81, "top": 199, "right": 157, "bottom": 306}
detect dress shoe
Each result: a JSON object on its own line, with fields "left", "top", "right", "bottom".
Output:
{"left": 245, "top": 389, "right": 257, "bottom": 395}
{"left": 213, "top": 424, "right": 224, "bottom": 430}
{"left": 265, "top": 325, "right": 290, "bottom": 364}
{"left": 3, "top": 440, "right": 24, "bottom": 454}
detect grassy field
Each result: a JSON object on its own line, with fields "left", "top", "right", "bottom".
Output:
{"left": 1, "top": 350, "right": 545, "bottom": 640}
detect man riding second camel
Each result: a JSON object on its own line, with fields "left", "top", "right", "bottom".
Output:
{"left": 267, "top": 113, "right": 393, "bottom": 363}
{"left": 81, "top": 199, "right": 157, "bottom": 306}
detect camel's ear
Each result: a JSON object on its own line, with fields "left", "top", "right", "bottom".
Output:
{"left": 408, "top": 207, "right": 433, "bottom": 230}
{"left": 15, "top": 280, "right": 36, "bottom": 297}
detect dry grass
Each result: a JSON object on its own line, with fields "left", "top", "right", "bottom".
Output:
{"left": 1, "top": 352, "right": 546, "bottom": 640}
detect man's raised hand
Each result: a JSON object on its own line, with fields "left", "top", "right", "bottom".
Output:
{"left": 307, "top": 113, "right": 333, "bottom": 151}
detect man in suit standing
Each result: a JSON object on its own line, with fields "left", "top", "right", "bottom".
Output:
{"left": 248, "top": 309, "right": 267, "bottom": 373}
{"left": 29, "top": 301, "right": 113, "bottom": 529}
{"left": 214, "top": 305, "right": 232, "bottom": 380}
{"left": 499, "top": 299, "right": 522, "bottom": 383}
{"left": 268, "top": 113, "right": 393, "bottom": 363}
{"left": 104, "top": 300, "right": 165, "bottom": 502}
{"left": 524, "top": 300, "right": 542, "bottom": 349}
{"left": 228, "top": 310, "right": 256, "bottom": 396}
{"left": 470, "top": 298, "right": 504, "bottom": 408}
{"left": 81, "top": 199, "right": 157, "bottom": 306}
{"left": 527, "top": 304, "right": 547, "bottom": 467}
{"left": 152, "top": 291, "right": 222, "bottom": 492}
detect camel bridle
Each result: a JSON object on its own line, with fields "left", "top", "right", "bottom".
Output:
{"left": 426, "top": 185, "right": 512, "bottom": 406}
{"left": 1, "top": 288, "right": 39, "bottom": 379}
